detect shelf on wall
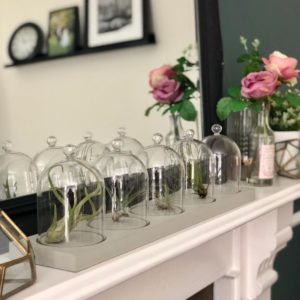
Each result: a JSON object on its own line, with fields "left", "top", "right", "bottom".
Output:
{"left": 4, "top": 34, "right": 156, "bottom": 68}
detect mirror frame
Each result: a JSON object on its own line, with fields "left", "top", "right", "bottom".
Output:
{"left": 195, "top": 0, "right": 224, "bottom": 136}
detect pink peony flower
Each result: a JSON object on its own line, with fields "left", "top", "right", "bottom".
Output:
{"left": 262, "top": 51, "right": 300, "bottom": 82}
{"left": 241, "top": 71, "right": 278, "bottom": 99}
{"left": 152, "top": 78, "right": 183, "bottom": 104}
{"left": 149, "top": 64, "right": 176, "bottom": 89}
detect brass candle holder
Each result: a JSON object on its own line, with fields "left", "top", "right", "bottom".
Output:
{"left": 0, "top": 209, "right": 36, "bottom": 299}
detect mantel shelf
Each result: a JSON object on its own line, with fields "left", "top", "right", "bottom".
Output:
{"left": 4, "top": 34, "right": 156, "bottom": 68}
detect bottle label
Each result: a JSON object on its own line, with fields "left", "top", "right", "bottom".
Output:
{"left": 259, "top": 145, "right": 275, "bottom": 179}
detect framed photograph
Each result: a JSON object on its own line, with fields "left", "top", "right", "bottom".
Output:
{"left": 47, "top": 7, "right": 79, "bottom": 57}
{"left": 85, "top": 0, "right": 147, "bottom": 48}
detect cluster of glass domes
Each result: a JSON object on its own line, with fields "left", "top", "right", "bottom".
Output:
{"left": 0, "top": 125, "right": 242, "bottom": 248}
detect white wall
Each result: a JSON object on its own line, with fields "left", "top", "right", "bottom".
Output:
{"left": 0, "top": 0, "right": 198, "bottom": 157}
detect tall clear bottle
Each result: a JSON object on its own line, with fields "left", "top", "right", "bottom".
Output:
{"left": 248, "top": 103, "right": 275, "bottom": 186}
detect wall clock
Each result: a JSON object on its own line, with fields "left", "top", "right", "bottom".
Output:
{"left": 8, "top": 22, "right": 44, "bottom": 63}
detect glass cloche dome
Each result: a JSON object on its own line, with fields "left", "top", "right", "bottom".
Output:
{"left": 108, "top": 127, "right": 143, "bottom": 155}
{"left": 76, "top": 132, "right": 109, "bottom": 164}
{"left": 32, "top": 136, "right": 65, "bottom": 177}
{"left": 174, "top": 129, "right": 215, "bottom": 203}
{"left": 137, "top": 133, "right": 184, "bottom": 215}
{"left": 37, "top": 145, "right": 105, "bottom": 247}
{"left": 93, "top": 138, "right": 149, "bottom": 230}
{"left": 203, "top": 124, "right": 241, "bottom": 193}
{"left": 0, "top": 141, "right": 37, "bottom": 200}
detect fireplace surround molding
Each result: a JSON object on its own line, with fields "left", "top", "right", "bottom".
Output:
{"left": 6, "top": 177, "right": 300, "bottom": 300}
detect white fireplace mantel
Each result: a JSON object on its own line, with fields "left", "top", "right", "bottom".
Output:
{"left": 10, "top": 177, "right": 300, "bottom": 300}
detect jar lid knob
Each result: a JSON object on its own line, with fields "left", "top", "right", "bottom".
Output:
{"left": 211, "top": 124, "right": 222, "bottom": 135}
{"left": 63, "top": 144, "right": 77, "bottom": 159}
{"left": 111, "top": 138, "right": 123, "bottom": 152}
{"left": 185, "top": 129, "right": 195, "bottom": 140}
{"left": 47, "top": 136, "right": 57, "bottom": 147}
{"left": 2, "top": 140, "right": 12, "bottom": 153}
{"left": 84, "top": 131, "right": 93, "bottom": 141}
{"left": 118, "top": 127, "right": 126, "bottom": 137}
{"left": 152, "top": 133, "right": 163, "bottom": 145}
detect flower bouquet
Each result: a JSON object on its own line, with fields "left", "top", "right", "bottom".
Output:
{"left": 216, "top": 37, "right": 300, "bottom": 184}
{"left": 145, "top": 49, "right": 198, "bottom": 145}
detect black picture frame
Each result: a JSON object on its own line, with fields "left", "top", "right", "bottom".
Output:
{"left": 47, "top": 6, "right": 80, "bottom": 57}
{"left": 85, "top": 0, "right": 149, "bottom": 50}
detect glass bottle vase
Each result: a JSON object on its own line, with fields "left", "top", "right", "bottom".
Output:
{"left": 165, "top": 114, "right": 184, "bottom": 148}
{"left": 247, "top": 103, "right": 275, "bottom": 186}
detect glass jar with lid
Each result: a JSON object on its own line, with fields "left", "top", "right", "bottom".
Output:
{"left": 32, "top": 136, "right": 65, "bottom": 177}
{"left": 203, "top": 124, "right": 241, "bottom": 193}
{"left": 0, "top": 141, "right": 37, "bottom": 200}
{"left": 37, "top": 145, "right": 105, "bottom": 247}
{"left": 108, "top": 127, "right": 143, "bottom": 155}
{"left": 76, "top": 132, "right": 109, "bottom": 164}
{"left": 93, "top": 138, "right": 149, "bottom": 230}
{"left": 137, "top": 133, "right": 184, "bottom": 215}
{"left": 174, "top": 129, "right": 215, "bottom": 203}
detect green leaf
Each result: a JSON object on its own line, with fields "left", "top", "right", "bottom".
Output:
{"left": 178, "top": 101, "right": 197, "bottom": 121}
{"left": 170, "top": 102, "right": 183, "bottom": 113}
{"left": 287, "top": 93, "right": 300, "bottom": 107}
{"left": 228, "top": 86, "right": 241, "bottom": 98}
{"left": 248, "top": 101, "right": 262, "bottom": 113}
{"left": 271, "top": 94, "right": 285, "bottom": 106}
{"left": 145, "top": 103, "right": 160, "bottom": 116}
{"left": 237, "top": 54, "right": 250, "bottom": 63}
{"left": 216, "top": 97, "right": 249, "bottom": 121}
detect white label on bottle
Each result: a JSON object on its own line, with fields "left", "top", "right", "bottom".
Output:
{"left": 259, "top": 145, "right": 275, "bottom": 179}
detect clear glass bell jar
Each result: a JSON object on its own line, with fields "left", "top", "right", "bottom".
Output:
{"left": 0, "top": 141, "right": 37, "bottom": 200}
{"left": 203, "top": 124, "right": 241, "bottom": 194}
{"left": 137, "top": 133, "right": 184, "bottom": 215}
{"left": 37, "top": 145, "right": 105, "bottom": 247}
{"left": 93, "top": 138, "right": 149, "bottom": 230}
{"left": 108, "top": 127, "right": 144, "bottom": 155}
{"left": 174, "top": 129, "right": 215, "bottom": 204}
{"left": 76, "top": 132, "right": 109, "bottom": 164}
{"left": 32, "top": 136, "right": 65, "bottom": 177}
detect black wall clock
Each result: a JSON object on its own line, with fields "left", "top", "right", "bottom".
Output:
{"left": 8, "top": 22, "right": 44, "bottom": 63}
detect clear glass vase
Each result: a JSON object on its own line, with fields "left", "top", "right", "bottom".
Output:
{"left": 165, "top": 114, "right": 184, "bottom": 148}
{"left": 247, "top": 103, "right": 275, "bottom": 186}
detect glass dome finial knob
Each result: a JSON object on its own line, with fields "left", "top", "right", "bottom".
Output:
{"left": 84, "top": 131, "right": 93, "bottom": 141}
{"left": 47, "top": 136, "right": 57, "bottom": 147}
{"left": 211, "top": 124, "right": 222, "bottom": 135}
{"left": 185, "top": 129, "right": 195, "bottom": 140}
{"left": 63, "top": 144, "right": 77, "bottom": 159}
{"left": 111, "top": 138, "right": 123, "bottom": 152}
{"left": 152, "top": 133, "right": 163, "bottom": 145}
{"left": 118, "top": 127, "right": 126, "bottom": 137}
{"left": 2, "top": 140, "right": 12, "bottom": 153}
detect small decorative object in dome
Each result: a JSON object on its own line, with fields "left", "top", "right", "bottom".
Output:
{"left": 93, "top": 138, "right": 149, "bottom": 230}
{"left": 174, "top": 129, "right": 215, "bottom": 203}
{"left": 0, "top": 141, "right": 37, "bottom": 200}
{"left": 32, "top": 136, "right": 65, "bottom": 177}
{"left": 137, "top": 133, "right": 184, "bottom": 215}
{"left": 108, "top": 127, "right": 143, "bottom": 155}
{"left": 76, "top": 132, "right": 109, "bottom": 164}
{"left": 203, "top": 125, "right": 241, "bottom": 194}
{"left": 37, "top": 144, "right": 105, "bottom": 247}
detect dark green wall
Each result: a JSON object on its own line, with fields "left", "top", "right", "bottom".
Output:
{"left": 218, "top": 0, "right": 300, "bottom": 94}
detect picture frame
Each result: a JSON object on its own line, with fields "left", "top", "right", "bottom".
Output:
{"left": 47, "top": 6, "right": 80, "bottom": 57}
{"left": 85, "top": 0, "right": 147, "bottom": 49}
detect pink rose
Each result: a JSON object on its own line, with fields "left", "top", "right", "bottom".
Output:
{"left": 149, "top": 64, "right": 176, "bottom": 89}
{"left": 152, "top": 79, "right": 183, "bottom": 104}
{"left": 262, "top": 51, "right": 300, "bottom": 82}
{"left": 241, "top": 71, "right": 278, "bottom": 99}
